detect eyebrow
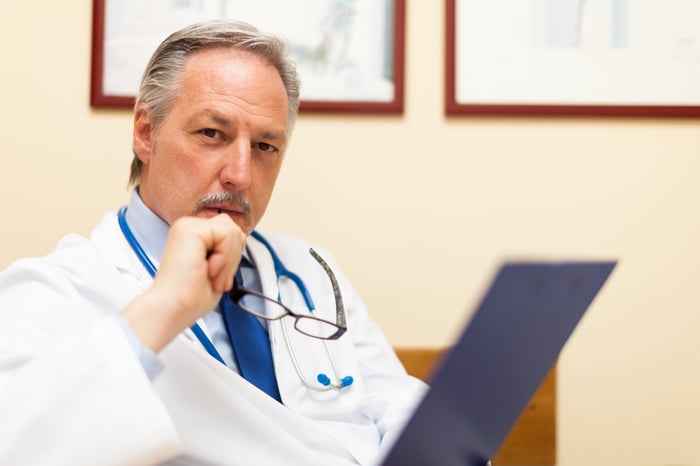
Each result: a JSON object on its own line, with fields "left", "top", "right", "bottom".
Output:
{"left": 194, "top": 110, "right": 286, "bottom": 143}
{"left": 259, "top": 129, "right": 286, "bottom": 144}
{"left": 198, "top": 110, "right": 232, "bottom": 128}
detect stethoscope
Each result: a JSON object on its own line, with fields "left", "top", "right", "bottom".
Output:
{"left": 117, "top": 206, "right": 353, "bottom": 391}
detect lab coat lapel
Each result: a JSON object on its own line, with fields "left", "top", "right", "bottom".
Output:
{"left": 246, "top": 234, "right": 374, "bottom": 465}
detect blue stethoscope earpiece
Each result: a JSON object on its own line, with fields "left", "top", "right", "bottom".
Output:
{"left": 317, "top": 374, "right": 354, "bottom": 388}
{"left": 340, "top": 376, "right": 354, "bottom": 387}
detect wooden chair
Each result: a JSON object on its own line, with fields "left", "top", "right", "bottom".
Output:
{"left": 395, "top": 348, "right": 555, "bottom": 466}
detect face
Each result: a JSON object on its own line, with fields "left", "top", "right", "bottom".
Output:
{"left": 133, "top": 47, "right": 290, "bottom": 234}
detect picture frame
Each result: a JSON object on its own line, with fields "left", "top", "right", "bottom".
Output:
{"left": 445, "top": 0, "right": 700, "bottom": 117}
{"left": 91, "top": 0, "right": 405, "bottom": 113}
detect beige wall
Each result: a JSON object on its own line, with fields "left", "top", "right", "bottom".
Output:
{"left": 3, "top": 1, "right": 700, "bottom": 465}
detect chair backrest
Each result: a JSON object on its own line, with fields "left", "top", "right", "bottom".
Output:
{"left": 394, "top": 347, "right": 556, "bottom": 465}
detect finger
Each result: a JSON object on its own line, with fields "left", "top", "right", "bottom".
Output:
{"left": 207, "top": 250, "right": 236, "bottom": 292}
{"left": 205, "top": 214, "right": 245, "bottom": 290}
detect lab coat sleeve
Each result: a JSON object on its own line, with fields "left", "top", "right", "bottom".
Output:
{"left": 0, "top": 257, "right": 183, "bottom": 466}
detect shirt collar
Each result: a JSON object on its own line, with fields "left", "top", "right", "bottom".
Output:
{"left": 124, "top": 190, "right": 170, "bottom": 267}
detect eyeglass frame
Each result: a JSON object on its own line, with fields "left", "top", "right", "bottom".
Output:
{"left": 228, "top": 248, "right": 347, "bottom": 340}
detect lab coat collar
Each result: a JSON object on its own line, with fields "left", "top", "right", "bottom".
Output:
{"left": 91, "top": 209, "right": 153, "bottom": 286}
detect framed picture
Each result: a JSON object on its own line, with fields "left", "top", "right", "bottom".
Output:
{"left": 445, "top": 0, "right": 700, "bottom": 117}
{"left": 91, "top": 0, "right": 405, "bottom": 113}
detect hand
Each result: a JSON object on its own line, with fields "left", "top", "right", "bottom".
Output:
{"left": 122, "top": 214, "right": 246, "bottom": 352}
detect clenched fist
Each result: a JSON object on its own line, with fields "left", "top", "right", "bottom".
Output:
{"left": 122, "top": 214, "right": 246, "bottom": 352}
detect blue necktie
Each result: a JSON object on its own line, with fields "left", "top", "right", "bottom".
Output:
{"left": 220, "top": 271, "right": 281, "bottom": 402}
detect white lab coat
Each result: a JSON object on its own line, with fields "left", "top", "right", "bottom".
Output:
{"left": 0, "top": 211, "right": 427, "bottom": 466}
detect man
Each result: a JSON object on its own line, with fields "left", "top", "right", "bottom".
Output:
{"left": 0, "top": 20, "right": 426, "bottom": 465}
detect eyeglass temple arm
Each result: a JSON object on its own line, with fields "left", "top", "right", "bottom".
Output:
{"left": 308, "top": 248, "right": 346, "bottom": 328}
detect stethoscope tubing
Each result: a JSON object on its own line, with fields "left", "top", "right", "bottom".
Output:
{"left": 118, "top": 206, "right": 226, "bottom": 365}
{"left": 250, "top": 231, "right": 314, "bottom": 310}
{"left": 117, "top": 206, "right": 352, "bottom": 391}
{"left": 249, "top": 232, "right": 352, "bottom": 391}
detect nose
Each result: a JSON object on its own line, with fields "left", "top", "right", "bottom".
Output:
{"left": 220, "top": 140, "right": 252, "bottom": 190}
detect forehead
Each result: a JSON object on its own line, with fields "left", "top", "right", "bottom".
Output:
{"left": 171, "top": 47, "right": 289, "bottom": 132}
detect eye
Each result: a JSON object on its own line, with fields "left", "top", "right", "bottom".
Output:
{"left": 201, "top": 128, "right": 219, "bottom": 138}
{"left": 256, "top": 142, "right": 278, "bottom": 153}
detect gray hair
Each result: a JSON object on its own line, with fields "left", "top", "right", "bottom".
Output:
{"left": 129, "top": 19, "right": 301, "bottom": 187}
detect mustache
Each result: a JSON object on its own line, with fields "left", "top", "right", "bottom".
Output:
{"left": 192, "top": 191, "right": 251, "bottom": 215}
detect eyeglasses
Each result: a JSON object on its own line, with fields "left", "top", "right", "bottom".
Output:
{"left": 228, "top": 248, "right": 347, "bottom": 340}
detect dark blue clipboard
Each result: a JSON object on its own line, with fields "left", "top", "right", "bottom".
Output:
{"left": 382, "top": 261, "right": 616, "bottom": 466}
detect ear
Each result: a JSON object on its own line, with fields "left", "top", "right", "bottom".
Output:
{"left": 133, "top": 104, "right": 154, "bottom": 165}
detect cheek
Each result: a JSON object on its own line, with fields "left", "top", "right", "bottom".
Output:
{"left": 149, "top": 143, "right": 212, "bottom": 212}
{"left": 155, "top": 140, "right": 212, "bottom": 183}
{"left": 254, "top": 159, "right": 282, "bottom": 186}
{"left": 251, "top": 164, "right": 282, "bottom": 207}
